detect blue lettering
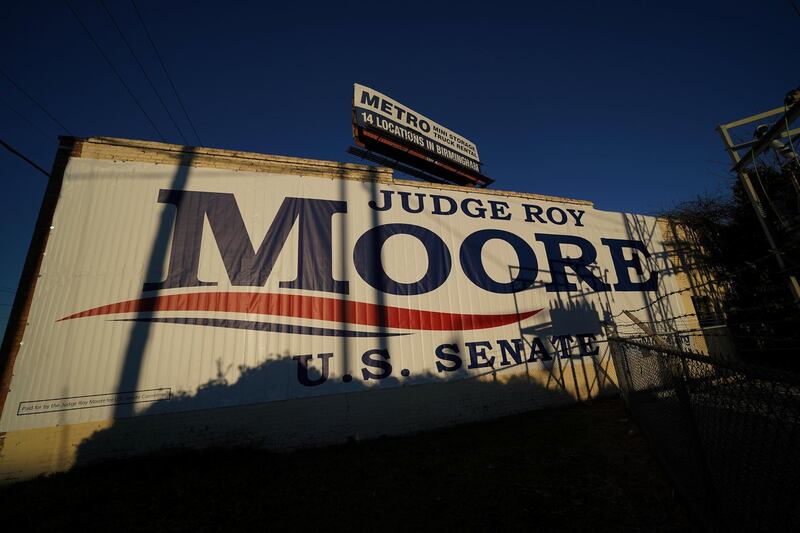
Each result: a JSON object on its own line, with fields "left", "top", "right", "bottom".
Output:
{"left": 398, "top": 191, "right": 425, "bottom": 214}
{"left": 145, "top": 190, "right": 347, "bottom": 293}
{"left": 577, "top": 334, "right": 600, "bottom": 357}
{"left": 461, "top": 198, "right": 486, "bottom": 218}
{"left": 361, "top": 349, "right": 392, "bottom": 380}
{"left": 601, "top": 238, "right": 658, "bottom": 291}
{"left": 567, "top": 209, "right": 585, "bottom": 227}
{"left": 354, "top": 223, "right": 451, "bottom": 295}
{"left": 368, "top": 189, "right": 393, "bottom": 211}
{"left": 293, "top": 353, "right": 332, "bottom": 386}
{"left": 461, "top": 230, "right": 538, "bottom": 293}
{"left": 435, "top": 343, "right": 462, "bottom": 373}
{"left": 546, "top": 207, "right": 567, "bottom": 225}
{"left": 523, "top": 204, "right": 547, "bottom": 223}
{"left": 498, "top": 338, "right": 525, "bottom": 366}
{"left": 550, "top": 335, "right": 576, "bottom": 358}
{"left": 488, "top": 200, "right": 511, "bottom": 221}
{"left": 536, "top": 234, "right": 611, "bottom": 292}
{"left": 528, "top": 338, "right": 553, "bottom": 361}
{"left": 466, "top": 341, "right": 494, "bottom": 369}
{"left": 431, "top": 194, "right": 457, "bottom": 216}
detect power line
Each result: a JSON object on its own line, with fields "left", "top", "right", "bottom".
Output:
{"left": 0, "top": 93, "right": 53, "bottom": 141}
{"left": 63, "top": 0, "right": 166, "bottom": 142}
{"left": 0, "top": 68, "right": 73, "bottom": 135}
{"left": 130, "top": 0, "right": 204, "bottom": 146}
{"left": 98, "top": 0, "right": 188, "bottom": 145}
{"left": 0, "top": 138, "right": 51, "bottom": 178}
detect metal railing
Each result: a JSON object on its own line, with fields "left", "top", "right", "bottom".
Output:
{"left": 609, "top": 337, "right": 800, "bottom": 531}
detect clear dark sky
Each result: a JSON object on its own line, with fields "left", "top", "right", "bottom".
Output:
{"left": 1, "top": 0, "right": 798, "bottom": 328}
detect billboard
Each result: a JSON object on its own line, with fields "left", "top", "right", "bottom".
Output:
{"left": 353, "top": 84, "right": 491, "bottom": 187}
{"left": 0, "top": 149, "right": 687, "bottom": 436}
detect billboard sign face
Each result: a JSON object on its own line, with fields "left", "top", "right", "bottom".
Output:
{"left": 0, "top": 157, "right": 685, "bottom": 433}
{"left": 353, "top": 84, "right": 481, "bottom": 174}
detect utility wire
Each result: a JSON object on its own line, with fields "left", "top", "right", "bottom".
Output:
{"left": 130, "top": 0, "right": 204, "bottom": 146}
{"left": 63, "top": 0, "right": 166, "bottom": 142}
{"left": 0, "top": 93, "right": 53, "bottom": 141}
{"left": 98, "top": 0, "right": 188, "bottom": 144}
{"left": 0, "top": 139, "right": 51, "bottom": 178}
{"left": 0, "top": 68, "right": 73, "bottom": 135}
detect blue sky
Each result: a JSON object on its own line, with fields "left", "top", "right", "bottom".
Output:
{"left": 1, "top": 0, "right": 798, "bottom": 328}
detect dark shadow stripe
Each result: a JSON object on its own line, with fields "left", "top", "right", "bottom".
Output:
{"left": 111, "top": 317, "right": 409, "bottom": 338}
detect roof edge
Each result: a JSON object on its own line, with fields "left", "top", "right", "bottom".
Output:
{"left": 61, "top": 136, "right": 593, "bottom": 207}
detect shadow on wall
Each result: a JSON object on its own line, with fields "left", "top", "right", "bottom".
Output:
{"left": 508, "top": 263, "right": 617, "bottom": 403}
{"left": 73, "top": 341, "right": 604, "bottom": 469}
{"left": 621, "top": 214, "right": 680, "bottom": 332}
{"left": 521, "top": 296, "right": 616, "bottom": 402}
{"left": 114, "top": 149, "right": 193, "bottom": 419}
{"left": 70, "top": 163, "right": 616, "bottom": 472}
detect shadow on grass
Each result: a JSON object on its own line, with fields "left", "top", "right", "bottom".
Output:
{"left": 0, "top": 398, "right": 694, "bottom": 532}
{"left": 74, "top": 346, "right": 589, "bottom": 469}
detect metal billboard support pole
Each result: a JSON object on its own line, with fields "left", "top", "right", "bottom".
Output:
{"left": 717, "top": 97, "right": 800, "bottom": 305}
{"left": 622, "top": 310, "right": 669, "bottom": 347}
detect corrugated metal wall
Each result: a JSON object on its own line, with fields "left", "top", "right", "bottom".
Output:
{"left": 0, "top": 138, "right": 688, "bottom": 481}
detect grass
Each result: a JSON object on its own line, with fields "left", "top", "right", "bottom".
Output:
{"left": 0, "top": 398, "right": 693, "bottom": 531}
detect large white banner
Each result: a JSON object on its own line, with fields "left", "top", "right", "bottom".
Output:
{"left": 0, "top": 158, "right": 685, "bottom": 431}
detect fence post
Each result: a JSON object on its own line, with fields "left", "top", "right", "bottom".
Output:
{"left": 608, "top": 335, "right": 800, "bottom": 530}
{"left": 608, "top": 338, "right": 632, "bottom": 404}
{"left": 671, "top": 352, "right": 720, "bottom": 528}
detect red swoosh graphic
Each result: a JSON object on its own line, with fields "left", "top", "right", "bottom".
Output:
{"left": 58, "top": 292, "right": 541, "bottom": 331}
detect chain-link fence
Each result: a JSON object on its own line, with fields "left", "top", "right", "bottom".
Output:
{"left": 609, "top": 337, "right": 800, "bottom": 531}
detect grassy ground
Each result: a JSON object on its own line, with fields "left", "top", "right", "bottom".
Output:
{"left": 0, "top": 398, "right": 694, "bottom": 532}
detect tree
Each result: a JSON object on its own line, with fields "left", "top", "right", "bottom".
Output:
{"left": 662, "top": 164, "right": 800, "bottom": 370}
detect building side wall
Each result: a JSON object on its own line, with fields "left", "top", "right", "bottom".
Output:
{"left": 656, "top": 219, "right": 732, "bottom": 355}
{"left": 0, "top": 137, "right": 681, "bottom": 483}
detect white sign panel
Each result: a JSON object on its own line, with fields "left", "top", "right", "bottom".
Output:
{"left": 354, "top": 83, "right": 481, "bottom": 172}
{"left": 0, "top": 157, "right": 686, "bottom": 432}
